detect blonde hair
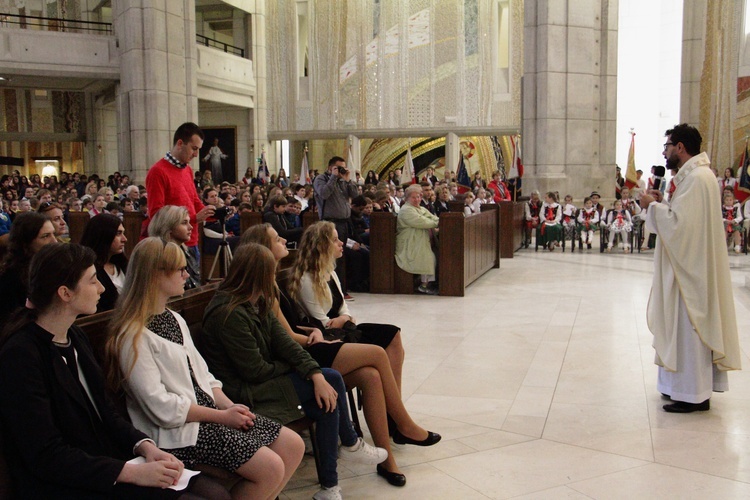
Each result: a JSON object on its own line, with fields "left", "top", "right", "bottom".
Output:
{"left": 105, "top": 237, "right": 186, "bottom": 391}
{"left": 288, "top": 221, "right": 338, "bottom": 306}
{"left": 149, "top": 205, "right": 189, "bottom": 243}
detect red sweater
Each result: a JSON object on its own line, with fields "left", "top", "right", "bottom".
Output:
{"left": 145, "top": 158, "right": 204, "bottom": 247}
{"left": 488, "top": 180, "right": 511, "bottom": 203}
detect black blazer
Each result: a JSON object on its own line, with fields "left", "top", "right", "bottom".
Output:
{"left": 0, "top": 323, "right": 147, "bottom": 498}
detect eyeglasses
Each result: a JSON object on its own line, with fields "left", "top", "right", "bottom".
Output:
{"left": 663, "top": 142, "right": 675, "bottom": 150}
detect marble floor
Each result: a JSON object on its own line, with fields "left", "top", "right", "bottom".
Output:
{"left": 281, "top": 248, "right": 750, "bottom": 499}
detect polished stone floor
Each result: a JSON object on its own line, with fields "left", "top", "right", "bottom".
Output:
{"left": 281, "top": 248, "right": 750, "bottom": 499}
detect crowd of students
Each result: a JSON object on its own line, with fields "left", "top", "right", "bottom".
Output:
{"left": 523, "top": 189, "right": 642, "bottom": 252}
{"left": 0, "top": 128, "right": 451, "bottom": 499}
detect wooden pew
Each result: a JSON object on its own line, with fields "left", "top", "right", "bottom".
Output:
{"left": 497, "top": 201, "right": 525, "bottom": 258}
{"left": 369, "top": 207, "right": 499, "bottom": 297}
{"left": 439, "top": 207, "right": 499, "bottom": 296}
{"left": 67, "top": 211, "right": 89, "bottom": 244}
{"left": 239, "top": 211, "right": 263, "bottom": 234}
{"left": 122, "top": 211, "right": 145, "bottom": 257}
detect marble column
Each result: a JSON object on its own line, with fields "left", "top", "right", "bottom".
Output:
{"left": 522, "top": 0, "right": 618, "bottom": 200}
{"left": 113, "top": 0, "right": 199, "bottom": 184}
{"left": 251, "top": 2, "right": 268, "bottom": 169}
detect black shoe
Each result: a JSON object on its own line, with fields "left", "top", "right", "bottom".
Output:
{"left": 393, "top": 429, "right": 441, "bottom": 446}
{"left": 377, "top": 464, "right": 406, "bottom": 487}
{"left": 663, "top": 399, "right": 710, "bottom": 413}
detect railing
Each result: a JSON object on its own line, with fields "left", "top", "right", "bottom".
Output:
{"left": 0, "top": 12, "right": 112, "bottom": 34}
{"left": 196, "top": 33, "right": 245, "bottom": 58}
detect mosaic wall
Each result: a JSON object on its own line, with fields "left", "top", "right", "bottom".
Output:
{"left": 0, "top": 89, "right": 85, "bottom": 134}
{"left": 267, "top": 0, "right": 522, "bottom": 135}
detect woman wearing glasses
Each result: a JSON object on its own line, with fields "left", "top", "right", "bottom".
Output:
{"left": 106, "top": 238, "right": 304, "bottom": 499}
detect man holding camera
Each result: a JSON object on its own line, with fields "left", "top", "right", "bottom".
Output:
{"left": 314, "top": 156, "right": 360, "bottom": 240}
{"left": 640, "top": 123, "right": 740, "bottom": 413}
{"left": 314, "top": 156, "right": 365, "bottom": 294}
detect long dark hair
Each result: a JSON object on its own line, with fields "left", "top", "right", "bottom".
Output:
{"left": 0, "top": 212, "right": 50, "bottom": 277}
{"left": 80, "top": 213, "right": 128, "bottom": 273}
{"left": 0, "top": 243, "right": 96, "bottom": 346}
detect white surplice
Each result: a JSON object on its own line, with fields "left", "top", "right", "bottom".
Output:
{"left": 645, "top": 152, "right": 740, "bottom": 403}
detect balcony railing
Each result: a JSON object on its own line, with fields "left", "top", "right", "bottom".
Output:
{"left": 0, "top": 13, "right": 112, "bottom": 34}
{"left": 196, "top": 33, "right": 244, "bottom": 58}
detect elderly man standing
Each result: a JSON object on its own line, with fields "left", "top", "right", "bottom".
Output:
{"left": 396, "top": 185, "right": 439, "bottom": 295}
{"left": 640, "top": 123, "right": 741, "bottom": 413}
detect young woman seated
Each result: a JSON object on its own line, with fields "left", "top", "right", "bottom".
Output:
{"left": 241, "top": 224, "right": 440, "bottom": 487}
{"left": 80, "top": 213, "right": 128, "bottom": 312}
{"left": 0, "top": 243, "right": 228, "bottom": 499}
{"left": 106, "top": 238, "right": 304, "bottom": 500}
{"left": 148, "top": 205, "right": 201, "bottom": 288}
{"left": 0, "top": 211, "right": 57, "bottom": 323}
{"left": 201, "top": 243, "right": 388, "bottom": 500}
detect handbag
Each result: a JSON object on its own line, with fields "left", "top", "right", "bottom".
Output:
{"left": 322, "top": 320, "right": 363, "bottom": 343}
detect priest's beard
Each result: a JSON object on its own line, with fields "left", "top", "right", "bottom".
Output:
{"left": 665, "top": 154, "right": 680, "bottom": 172}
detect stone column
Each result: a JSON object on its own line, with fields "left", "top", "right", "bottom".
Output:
{"left": 522, "top": 0, "right": 618, "bottom": 200}
{"left": 679, "top": 0, "right": 707, "bottom": 126}
{"left": 113, "top": 0, "right": 199, "bottom": 184}
{"left": 251, "top": 2, "right": 268, "bottom": 166}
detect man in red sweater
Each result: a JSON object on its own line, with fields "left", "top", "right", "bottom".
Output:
{"left": 146, "top": 122, "right": 215, "bottom": 253}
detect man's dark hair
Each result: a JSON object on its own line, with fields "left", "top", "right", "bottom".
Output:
{"left": 173, "top": 122, "right": 204, "bottom": 146}
{"left": 665, "top": 123, "right": 702, "bottom": 156}
{"left": 351, "top": 195, "right": 367, "bottom": 207}
{"left": 328, "top": 156, "right": 346, "bottom": 167}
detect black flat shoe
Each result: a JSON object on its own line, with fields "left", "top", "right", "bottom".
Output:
{"left": 377, "top": 464, "right": 406, "bottom": 487}
{"left": 663, "top": 399, "right": 710, "bottom": 413}
{"left": 393, "top": 429, "right": 441, "bottom": 446}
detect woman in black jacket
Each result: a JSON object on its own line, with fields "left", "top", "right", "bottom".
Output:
{"left": 80, "top": 213, "right": 128, "bottom": 312}
{"left": 0, "top": 243, "right": 226, "bottom": 499}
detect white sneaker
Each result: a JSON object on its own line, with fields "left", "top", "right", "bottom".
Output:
{"left": 313, "top": 485, "right": 342, "bottom": 500}
{"left": 339, "top": 437, "right": 388, "bottom": 464}
{"left": 735, "top": 245, "right": 742, "bottom": 254}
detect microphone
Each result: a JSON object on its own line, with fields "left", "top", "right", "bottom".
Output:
{"left": 652, "top": 165, "right": 666, "bottom": 191}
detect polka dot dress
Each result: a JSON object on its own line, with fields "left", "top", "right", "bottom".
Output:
{"left": 147, "top": 310, "right": 281, "bottom": 472}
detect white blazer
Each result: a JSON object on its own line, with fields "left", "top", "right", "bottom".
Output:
{"left": 119, "top": 310, "right": 222, "bottom": 449}
{"left": 297, "top": 272, "right": 351, "bottom": 325}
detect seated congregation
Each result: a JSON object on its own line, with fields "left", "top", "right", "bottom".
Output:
{"left": 0, "top": 205, "right": 442, "bottom": 500}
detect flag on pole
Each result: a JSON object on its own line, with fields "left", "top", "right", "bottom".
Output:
{"left": 300, "top": 148, "right": 311, "bottom": 184}
{"left": 736, "top": 141, "right": 750, "bottom": 203}
{"left": 257, "top": 149, "right": 269, "bottom": 184}
{"left": 456, "top": 154, "right": 471, "bottom": 194}
{"left": 508, "top": 134, "right": 524, "bottom": 179}
{"left": 625, "top": 131, "right": 638, "bottom": 189}
{"left": 403, "top": 145, "right": 416, "bottom": 184}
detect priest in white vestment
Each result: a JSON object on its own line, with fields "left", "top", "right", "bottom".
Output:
{"left": 640, "top": 124, "right": 741, "bottom": 413}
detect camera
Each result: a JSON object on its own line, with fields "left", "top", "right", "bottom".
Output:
{"left": 337, "top": 166, "right": 348, "bottom": 176}
{"left": 214, "top": 206, "right": 230, "bottom": 223}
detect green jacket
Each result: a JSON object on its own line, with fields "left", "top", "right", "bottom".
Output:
{"left": 395, "top": 203, "right": 440, "bottom": 275}
{"left": 201, "top": 292, "right": 321, "bottom": 424}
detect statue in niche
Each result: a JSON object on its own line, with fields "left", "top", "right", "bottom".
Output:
{"left": 203, "top": 137, "right": 229, "bottom": 184}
